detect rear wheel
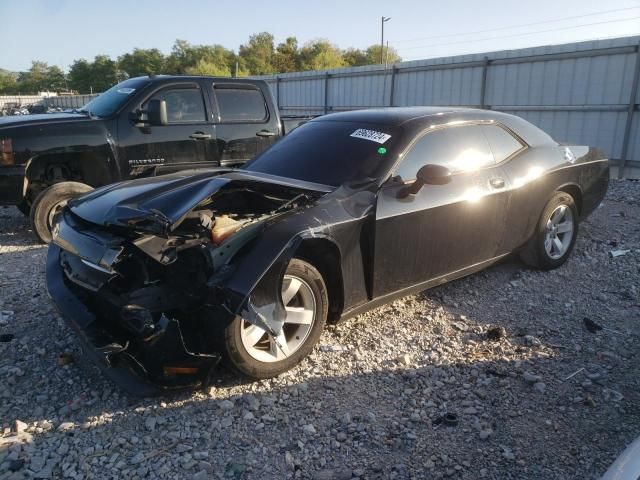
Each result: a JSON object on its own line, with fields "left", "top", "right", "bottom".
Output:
{"left": 222, "top": 258, "right": 328, "bottom": 379}
{"left": 520, "top": 191, "right": 578, "bottom": 270}
{"left": 29, "top": 181, "right": 93, "bottom": 244}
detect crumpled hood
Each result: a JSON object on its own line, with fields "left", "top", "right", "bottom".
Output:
{"left": 0, "top": 112, "right": 90, "bottom": 129}
{"left": 68, "top": 169, "right": 333, "bottom": 233}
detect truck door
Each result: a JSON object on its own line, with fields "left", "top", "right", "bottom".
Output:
{"left": 118, "top": 82, "right": 217, "bottom": 178}
{"left": 210, "top": 83, "right": 280, "bottom": 167}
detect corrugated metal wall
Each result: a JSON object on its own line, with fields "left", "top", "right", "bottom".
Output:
{"left": 257, "top": 36, "right": 640, "bottom": 177}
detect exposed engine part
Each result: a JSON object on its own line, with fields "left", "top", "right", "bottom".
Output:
{"left": 211, "top": 215, "right": 246, "bottom": 245}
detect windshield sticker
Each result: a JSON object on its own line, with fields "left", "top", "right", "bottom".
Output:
{"left": 117, "top": 88, "right": 136, "bottom": 95}
{"left": 350, "top": 129, "right": 391, "bottom": 144}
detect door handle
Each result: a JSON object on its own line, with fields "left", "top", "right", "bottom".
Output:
{"left": 256, "top": 130, "right": 276, "bottom": 137}
{"left": 190, "top": 132, "right": 212, "bottom": 139}
{"left": 490, "top": 177, "right": 505, "bottom": 189}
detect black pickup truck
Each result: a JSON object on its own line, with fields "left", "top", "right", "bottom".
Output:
{"left": 0, "top": 75, "right": 308, "bottom": 242}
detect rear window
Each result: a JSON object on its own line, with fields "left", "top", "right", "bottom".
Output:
{"left": 481, "top": 125, "right": 525, "bottom": 163}
{"left": 214, "top": 86, "right": 267, "bottom": 122}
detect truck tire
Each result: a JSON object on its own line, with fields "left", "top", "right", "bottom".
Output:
{"left": 30, "top": 182, "right": 93, "bottom": 244}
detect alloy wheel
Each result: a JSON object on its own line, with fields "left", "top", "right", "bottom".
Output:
{"left": 240, "top": 275, "right": 316, "bottom": 363}
{"left": 544, "top": 204, "right": 574, "bottom": 259}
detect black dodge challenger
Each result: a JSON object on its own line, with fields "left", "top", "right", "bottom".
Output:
{"left": 46, "top": 107, "right": 609, "bottom": 394}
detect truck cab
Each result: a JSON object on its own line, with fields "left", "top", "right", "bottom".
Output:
{"left": 0, "top": 75, "right": 291, "bottom": 242}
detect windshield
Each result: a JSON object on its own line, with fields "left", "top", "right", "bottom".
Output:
{"left": 245, "top": 120, "right": 401, "bottom": 186}
{"left": 81, "top": 78, "right": 151, "bottom": 118}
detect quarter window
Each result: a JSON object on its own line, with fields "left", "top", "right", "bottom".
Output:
{"left": 214, "top": 86, "right": 267, "bottom": 122}
{"left": 148, "top": 88, "right": 206, "bottom": 123}
{"left": 481, "top": 125, "right": 525, "bottom": 163}
{"left": 395, "top": 124, "right": 494, "bottom": 180}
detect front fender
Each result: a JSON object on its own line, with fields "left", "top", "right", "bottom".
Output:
{"left": 212, "top": 183, "right": 377, "bottom": 333}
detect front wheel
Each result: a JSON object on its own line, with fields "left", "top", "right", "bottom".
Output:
{"left": 29, "top": 182, "right": 93, "bottom": 244}
{"left": 222, "top": 258, "right": 328, "bottom": 379}
{"left": 520, "top": 191, "right": 579, "bottom": 270}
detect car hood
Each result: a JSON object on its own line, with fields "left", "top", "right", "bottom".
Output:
{"left": 0, "top": 112, "right": 91, "bottom": 129}
{"left": 68, "top": 169, "right": 333, "bottom": 233}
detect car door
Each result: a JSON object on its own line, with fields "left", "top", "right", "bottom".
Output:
{"left": 118, "top": 83, "right": 217, "bottom": 178}
{"left": 210, "top": 83, "right": 279, "bottom": 167}
{"left": 372, "top": 123, "right": 511, "bottom": 298}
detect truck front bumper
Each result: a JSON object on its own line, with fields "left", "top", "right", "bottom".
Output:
{"left": 46, "top": 245, "right": 223, "bottom": 396}
{"left": 0, "top": 165, "right": 25, "bottom": 205}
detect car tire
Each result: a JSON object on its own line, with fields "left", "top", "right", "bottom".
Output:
{"left": 30, "top": 182, "right": 93, "bottom": 244}
{"left": 222, "top": 258, "right": 328, "bottom": 379}
{"left": 520, "top": 191, "right": 579, "bottom": 270}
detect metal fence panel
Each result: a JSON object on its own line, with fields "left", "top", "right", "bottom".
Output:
{"left": 256, "top": 35, "right": 640, "bottom": 176}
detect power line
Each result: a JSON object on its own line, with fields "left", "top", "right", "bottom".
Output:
{"left": 396, "top": 16, "right": 640, "bottom": 56}
{"left": 392, "top": 6, "right": 640, "bottom": 44}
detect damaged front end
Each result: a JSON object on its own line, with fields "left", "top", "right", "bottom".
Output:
{"left": 46, "top": 171, "right": 327, "bottom": 394}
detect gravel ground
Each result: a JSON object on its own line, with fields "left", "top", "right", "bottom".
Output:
{"left": 0, "top": 180, "right": 639, "bottom": 480}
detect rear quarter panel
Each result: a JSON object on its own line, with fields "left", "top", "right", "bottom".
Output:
{"left": 500, "top": 145, "right": 608, "bottom": 254}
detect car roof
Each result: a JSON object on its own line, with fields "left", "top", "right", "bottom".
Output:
{"left": 313, "top": 107, "right": 556, "bottom": 147}
{"left": 313, "top": 107, "right": 487, "bottom": 126}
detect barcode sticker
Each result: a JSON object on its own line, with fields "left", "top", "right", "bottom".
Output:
{"left": 350, "top": 129, "right": 391, "bottom": 144}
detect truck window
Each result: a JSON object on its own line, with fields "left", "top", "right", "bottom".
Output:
{"left": 148, "top": 88, "right": 206, "bottom": 123}
{"left": 214, "top": 86, "right": 267, "bottom": 122}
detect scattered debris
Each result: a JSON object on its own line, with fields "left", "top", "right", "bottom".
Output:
{"left": 583, "top": 317, "right": 622, "bottom": 335}
{"left": 486, "top": 326, "right": 506, "bottom": 341}
{"left": 0, "top": 333, "right": 14, "bottom": 342}
{"left": 434, "top": 413, "right": 459, "bottom": 427}
{"left": 609, "top": 249, "right": 630, "bottom": 258}
{"left": 603, "top": 389, "right": 624, "bottom": 402}
{"left": 319, "top": 344, "right": 348, "bottom": 352}
{"left": 57, "top": 352, "right": 74, "bottom": 366}
{"left": 0, "top": 310, "right": 14, "bottom": 325}
{"left": 583, "top": 318, "right": 603, "bottom": 333}
{"left": 564, "top": 368, "right": 585, "bottom": 381}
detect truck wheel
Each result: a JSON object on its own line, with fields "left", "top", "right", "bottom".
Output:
{"left": 30, "top": 182, "right": 93, "bottom": 244}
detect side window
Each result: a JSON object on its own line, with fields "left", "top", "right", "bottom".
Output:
{"left": 482, "top": 125, "right": 525, "bottom": 163}
{"left": 214, "top": 86, "right": 267, "bottom": 122}
{"left": 149, "top": 88, "right": 206, "bottom": 123}
{"left": 395, "top": 124, "right": 494, "bottom": 180}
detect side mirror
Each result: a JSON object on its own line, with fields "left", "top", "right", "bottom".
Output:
{"left": 396, "top": 164, "right": 452, "bottom": 199}
{"left": 147, "top": 99, "right": 167, "bottom": 126}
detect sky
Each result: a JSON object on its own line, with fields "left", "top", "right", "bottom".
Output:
{"left": 0, "top": 0, "right": 639, "bottom": 72}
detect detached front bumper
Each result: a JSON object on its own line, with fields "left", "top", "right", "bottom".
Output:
{"left": 46, "top": 245, "right": 223, "bottom": 396}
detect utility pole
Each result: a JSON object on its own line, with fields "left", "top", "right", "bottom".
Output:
{"left": 381, "top": 16, "right": 391, "bottom": 64}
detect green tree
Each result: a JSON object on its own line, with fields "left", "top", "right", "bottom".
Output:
{"left": 184, "top": 59, "right": 231, "bottom": 77}
{"left": 0, "top": 70, "right": 18, "bottom": 94}
{"left": 166, "top": 40, "right": 234, "bottom": 76}
{"left": 342, "top": 48, "right": 368, "bottom": 67}
{"left": 272, "top": 37, "right": 300, "bottom": 73}
{"left": 68, "top": 55, "right": 119, "bottom": 93}
{"left": 118, "top": 48, "right": 166, "bottom": 77}
{"left": 365, "top": 45, "right": 402, "bottom": 65}
{"left": 238, "top": 32, "right": 275, "bottom": 75}
{"left": 13, "top": 62, "right": 67, "bottom": 93}
{"left": 299, "top": 40, "right": 345, "bottom": 71}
